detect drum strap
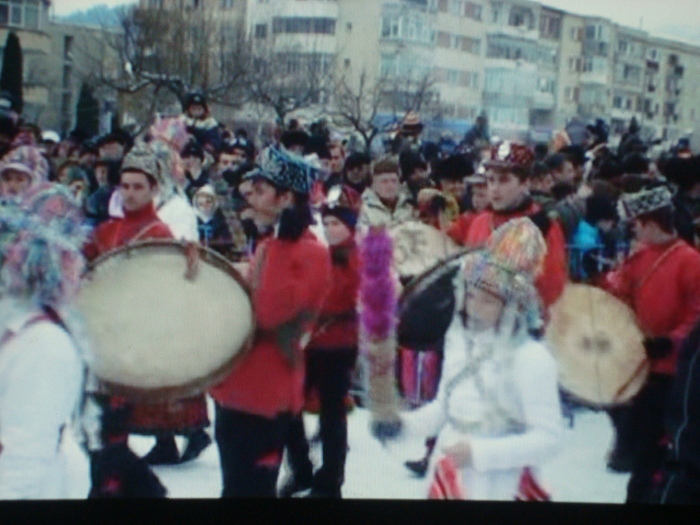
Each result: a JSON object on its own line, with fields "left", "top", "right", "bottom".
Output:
{"left": 99, "top": 220, "right": 165, "bottom": 254}
{"left": 633, "top": 240, "right": 684, "bottom": 294}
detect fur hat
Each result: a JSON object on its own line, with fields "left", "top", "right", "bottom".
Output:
{"left": 0, "top": 145, "right": 49, "bottom": 185}
{"left": 618, "top": 186, "right": 673, "bottom": 220}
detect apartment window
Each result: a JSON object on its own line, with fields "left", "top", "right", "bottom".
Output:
{"left": 568, "top": 57, "right": 581, "bottom": 72}
{"left": 464, "top": 2, "right": 481, "bottom": 20}
{"left": 564, "top": 87, "right": 579, "bottom": 102}
{"left": 220, "top": 0, "right": 234, "bottom": 8}
{"left": 272, "top": 17, "right": 336, "bottom": 35}
{"left": 381, "top": 16, "right": 400, "bottom": 38}
{"left": 254, "top": 24, "right": 267, "bottom": 38}
{"left": 437, "top": 0, "right": 448, "bottom": 13}
{"left": 462, "top": 37, "right": 480, "bottom": 55}
{"left": 0, "top": 0, "right": 40, "bottom": 29}
{"left": 613, "top": 95, "right": 623, "bottom": 109}
{"left": 618, "top": 40, "right": 628, "bottom": 54}
{"left": 449, "top": 0, "right": 463, "bottom": 16}
{"left": 570, "top": 27, "right": 583, "bottom": 42}
{"left": 539, "top": 14, "right": 560, "bottom": 40}
{"left": 64, "top": 36, "right": 74, "bottom": 61}
{"left": 508, "top": 6, "right": 534, "bottom": 29}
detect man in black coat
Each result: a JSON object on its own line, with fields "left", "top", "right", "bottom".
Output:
{"left": 658, "top": 318, "right": 700, "bottom": 504}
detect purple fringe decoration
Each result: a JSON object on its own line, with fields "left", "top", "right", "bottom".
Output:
{"left": 359, "top": 228, "right": 397, "bottom": 340}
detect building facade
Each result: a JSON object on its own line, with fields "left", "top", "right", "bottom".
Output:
{"left": 79, "top": 0, "right": 700, "bottom": 147}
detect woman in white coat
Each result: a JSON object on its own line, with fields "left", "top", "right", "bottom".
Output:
{"left": 0, "top": 184, "right": 86, "bottom": 499}
{"left": 375, "top": 218, "right": 563, "bottom": 501}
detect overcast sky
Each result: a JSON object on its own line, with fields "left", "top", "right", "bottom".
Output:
{"left": 54, "top": 0, "right": 700, "bottom": 42}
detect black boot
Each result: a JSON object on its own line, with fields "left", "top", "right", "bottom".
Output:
{"left": 143, "top": 435, "right": 180, "bottom": 466}
{"left": 278, "top": 472, "right": 313, "bottom": 498}
{"left": 404, "top": 457, "right": 430, "bottom": 478}
{"left": 179, "top": 429, "right": 212, "bottom": 464}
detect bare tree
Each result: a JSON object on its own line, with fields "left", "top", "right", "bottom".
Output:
{"left": 247, "top": 40, "right": 332, "bottom": 126}
{"left": 81, "top": 4, "right": 250, "bottom": 128}
{"left": 331, "top": 69, "right": 387, "bottom": 155}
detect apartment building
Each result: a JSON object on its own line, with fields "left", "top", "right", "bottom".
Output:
{"left": 133, "top": 0, "right": 700, "bottom": 146}
{"left": 0, "top": 0, "right": 52, "bottom": 123}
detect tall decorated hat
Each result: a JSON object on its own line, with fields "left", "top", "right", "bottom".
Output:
{"left": 462, "top": 218, "right": 547, "bottom": 330}
{"left": 244, "top": 146, "right": 320, "bottom": 195}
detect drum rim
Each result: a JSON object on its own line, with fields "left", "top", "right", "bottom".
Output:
{"left": 398, "top": 247, "right": 476, "bottom": 308}
{"left": 82, "top": 239, "right": 255, "bottom": 402}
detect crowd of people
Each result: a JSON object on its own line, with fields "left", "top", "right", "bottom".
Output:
{"left": 1, "top": 84, "right": 700, "bottom": 503}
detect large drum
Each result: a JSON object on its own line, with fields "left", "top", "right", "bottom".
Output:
{"left": 397, "top": 250, "right": 474, "bottom": 349}
{"left": 76, "top": 241, "right": 254, "bottom": 403}
{"left": 545, "top": 283, "right": 649, "bottom": 407}
{"left": 390, "top": 221, "right": 461, "bottom": 282}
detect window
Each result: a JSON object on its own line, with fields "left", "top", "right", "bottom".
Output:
{"left": 254, "top": 24, "right": 267, "bottom": 38}
{"left": 449, "top": 0, "right": 463, "bottom": 16}
{"left": 464, "top": 2, "right": 481, "bottom": 20}
{"left": 570, "top": 27, "right": 583, "bottom": 42}
{"left": 0, "top": 0, "right": 39, "bottom": 28}
{"left": 462, "top": 37, "right": 480, "bottom": 55}
{"left": 64, "top": 36, "right": 74, "bottom": 61}
{"left": 272, "top": 17, "right": 336, "bottom": 35}
{"left": 539, "top": 14, "right": 560, "bottom": 40}
{"left": 568, "top": 57, "right": 581, "bottom": 72}
{"left": 381, "top": 16, "right": 400, "bottom": 38}
{"left": 220, "top": 0, "right": 234, "bottom": 8}
{"left": 618, "top": 40, "right": 628, "bottom": 54}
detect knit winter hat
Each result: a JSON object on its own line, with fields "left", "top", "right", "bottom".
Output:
{"left": 463, "top": 218, "right": 546, "bottom": 311}
{"left": 243, "top": 146, "right": 319, "bottom": 195}
{"left": 321, "top": 185, "right": 361, "bottom": 230}
{"left": 0, "top": 183, "right": 86, "bottom": 306}
{"left": 618, "top": 186, "right": 673, "bottom": 220}
{"left": 0, "top": 145, "right": 50, "bottom": 185}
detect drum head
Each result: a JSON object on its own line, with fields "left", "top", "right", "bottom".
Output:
{"left": 390, "top": 221, "right": 461, "bottom": 280}
{"left": 545, "top": 284, "right": 649, "bottom": 407}
{"left": 77, "top": 241, "right": 254, "bottom": 402}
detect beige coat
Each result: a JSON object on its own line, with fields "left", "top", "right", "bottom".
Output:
{"left": 358, "top": 187, "right": 416, "bottom": 231}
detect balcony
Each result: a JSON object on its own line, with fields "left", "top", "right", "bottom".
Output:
{"left": 486, "top": 23, "right": 539, "bottom": 41}
{"left": 272, "top": 0, "right": 339, "bottom": 19}
{"left": 532, "top": 91, "right": 555, "bottom": 110}
{"left": 580, "top": 71, "right": 608, "bottom": 85}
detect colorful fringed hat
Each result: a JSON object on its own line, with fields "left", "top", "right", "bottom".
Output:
{"left": 618, "top": 186, "right": 673, "bottom": 220}
{"left": 0, "top": 183, "right": 86, "bottom": 306}
{"left": 0, "top": 145, "right": 50, "bottom": 186}
{"left": 244, "top": 146, "right": 320, "bottom": 195}
{"left": 463, "top": 218, "right": 547, "bottom": 311}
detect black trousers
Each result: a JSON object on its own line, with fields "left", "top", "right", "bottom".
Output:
{"left": 625, "top": 374, "right": 674, "bottom": 503}
{"left": 214, "top": 405, "right": 292, "bottom": 498}
{"left": 285, "top": 348, "right": 358, "bottom": 491}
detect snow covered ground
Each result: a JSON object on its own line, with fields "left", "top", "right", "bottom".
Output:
{"left": 62, "top": 401, "right": 630, "bottom": 501}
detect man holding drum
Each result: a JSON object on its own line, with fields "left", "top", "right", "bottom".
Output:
{"left": 604, "top": 186, "right": 700, "bottom": 503}
{"left": 82, "top": 142, "right": 175, "bottom": 498}
{"left": 209, "top": 146, "right": 331, "bottom": 498}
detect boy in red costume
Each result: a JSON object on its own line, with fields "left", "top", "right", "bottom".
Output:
{"left": 604, "top": 185, "right": 700, "bottom": 503}
{"left": 280, "top": 186, "right": 362, "bottom": 498}
{"left": 464, "top": 142, "right": 567, "bottom": 311}
{"left": 209, "top": 146, "right": 331, "bottom": 498}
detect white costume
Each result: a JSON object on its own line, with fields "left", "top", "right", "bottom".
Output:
{"left": 0, "top": 306, "right": 83, "bottom": 500}
{"left": 402, "top": 315, "right": 563, "bottom": 500}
